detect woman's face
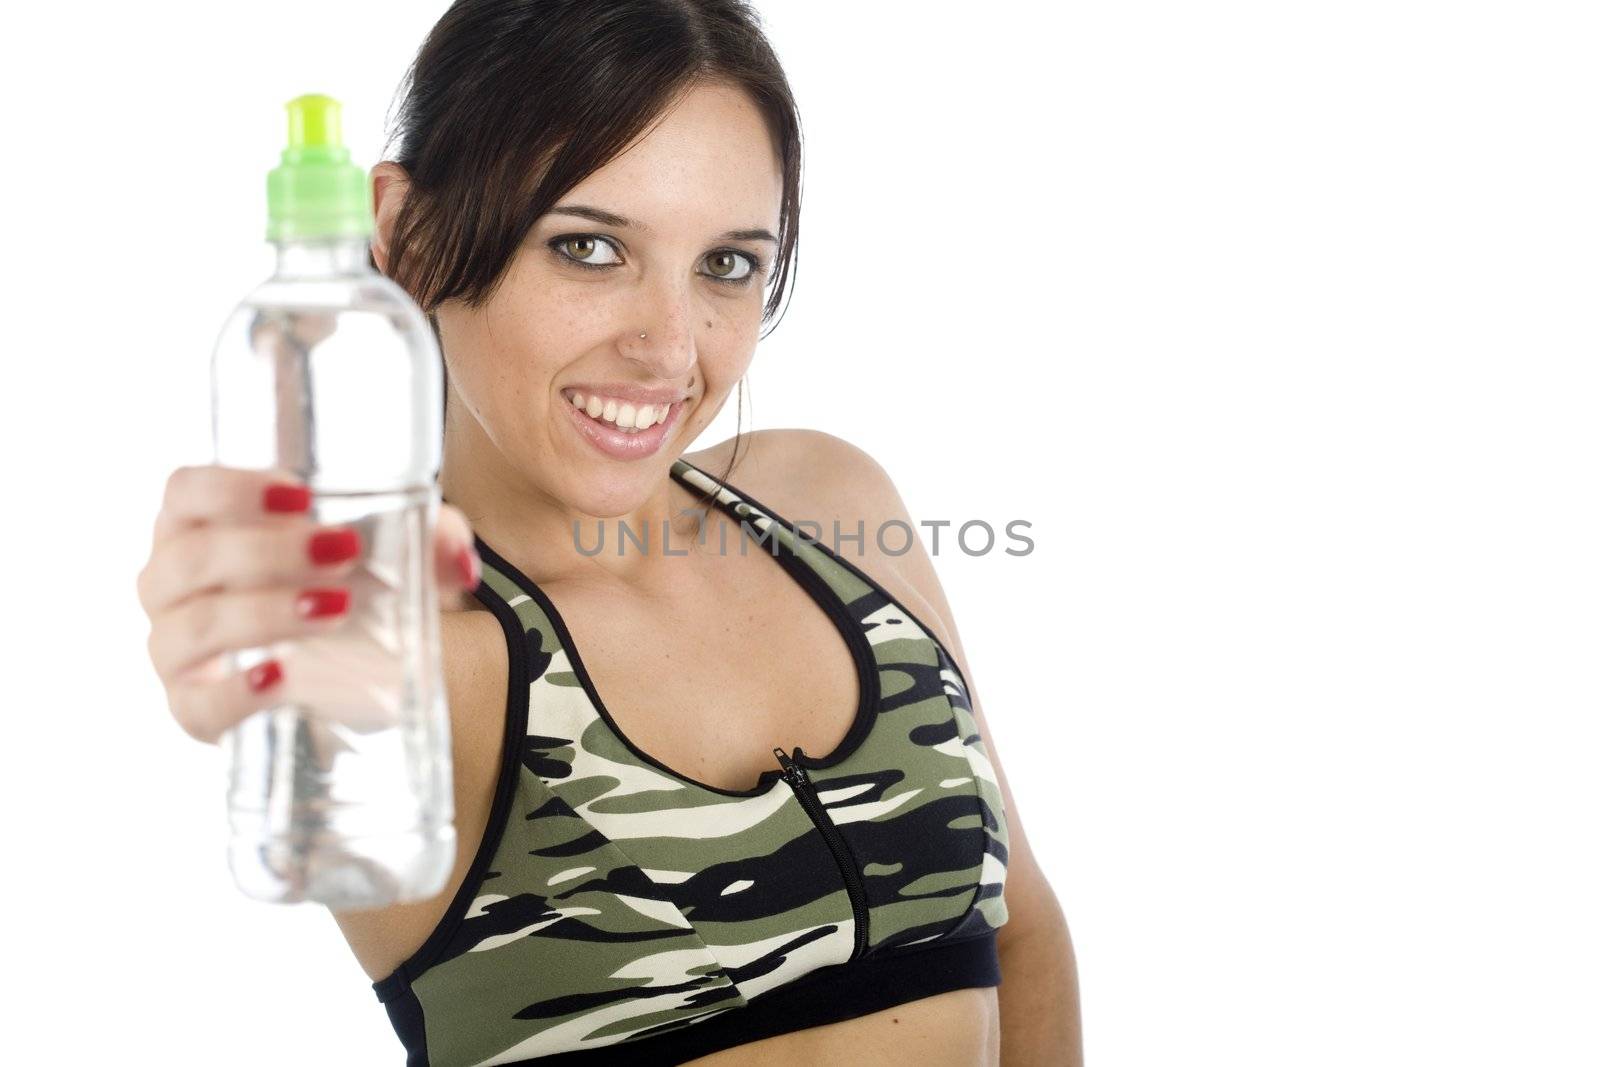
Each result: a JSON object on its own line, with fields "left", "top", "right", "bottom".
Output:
{"left": 421, "top": 81, "right": 783, "bottom": 518}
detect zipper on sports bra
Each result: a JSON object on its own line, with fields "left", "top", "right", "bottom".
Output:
{"left": 773, "top": 745, "right": 870, "bottom": 962}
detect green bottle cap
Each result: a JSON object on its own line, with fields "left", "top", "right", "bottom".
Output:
{"left": 266, "top": 93, "right": 373, "bottom": 242}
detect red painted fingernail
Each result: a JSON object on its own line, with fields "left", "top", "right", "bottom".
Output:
{"left": 296, "top": 587, "right": 351, "bottom": 619}
{"left": 263, "top": 482, "right": 311, "bottom": 513}
{"left": 455, "top": 545, "right": 481, "bottom": 588}
{"left": 247, "top": 660, "right": 283, "bottom": 693}
{"left": 309, "top": 528, "right": 362, "bottom": 565}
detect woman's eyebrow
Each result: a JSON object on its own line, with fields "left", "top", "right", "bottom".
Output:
{"left": 550, "top": 203, "right": 778, "bottom": 244}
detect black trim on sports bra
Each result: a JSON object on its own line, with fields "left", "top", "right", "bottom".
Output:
{"left": 462, "top": 930, "right": 1001, "bottom": 1065}
{"left": 372, "top": 574, "right": 531, "bottom": 1006}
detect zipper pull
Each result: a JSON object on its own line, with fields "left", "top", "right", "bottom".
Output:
{"left": 772, "top": 746, "right": 810, "bottom": 787}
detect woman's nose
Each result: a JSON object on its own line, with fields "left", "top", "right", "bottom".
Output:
{"left": 622, "top": 285, "right": 697, "bottom": 378}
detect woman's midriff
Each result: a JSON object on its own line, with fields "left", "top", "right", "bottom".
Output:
{"left": 680, "top": 985, "right": 1001, "bottom": 1066}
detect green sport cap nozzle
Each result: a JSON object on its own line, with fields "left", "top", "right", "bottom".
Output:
{"left": 266, "top": 94, "right": 373, "bottom": 242}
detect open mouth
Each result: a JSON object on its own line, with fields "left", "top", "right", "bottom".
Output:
{"left": 561, "top": 388, "right": 675, "bottom": 434}
{"left": 559, "top": 388, "right": 687, "bottom": 459}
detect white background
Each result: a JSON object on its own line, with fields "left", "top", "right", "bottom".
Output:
{"left": 1, "top": 1, "right": 1595, "bottom": 1063}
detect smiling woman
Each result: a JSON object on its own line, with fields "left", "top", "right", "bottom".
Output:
{"left": 366, "top": 0, "right": 800, "bottom": 485}
{"left": 317, "top": 0, "right": 1080, "bottom": 1064}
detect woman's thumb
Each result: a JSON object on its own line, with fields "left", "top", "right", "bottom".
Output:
{"left": 435, "top": 503, "right": 482, "bottom": 591}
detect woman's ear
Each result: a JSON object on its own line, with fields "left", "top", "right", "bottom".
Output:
{"left": 369, "top": 161, "right": 411, "bottom": 277}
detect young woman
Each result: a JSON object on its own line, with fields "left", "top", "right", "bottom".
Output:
{"left": 138, "top": 1, "right": 1080, "bottom": 1062}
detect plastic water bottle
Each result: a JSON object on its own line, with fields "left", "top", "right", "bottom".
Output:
{"left": 209, "top": 93, "right": 455, "bottom": 910}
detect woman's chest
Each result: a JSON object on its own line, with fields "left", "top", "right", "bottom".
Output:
{"left": 545, "top": 545, "right": 865, "bottom": 794}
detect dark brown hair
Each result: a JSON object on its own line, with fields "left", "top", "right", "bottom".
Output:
{"left": 371, "top": 0, "right": 804, "bottom": 502}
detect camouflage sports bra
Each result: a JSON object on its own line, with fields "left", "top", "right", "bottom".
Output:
{"left": 373, "top": 457, "right": 1010, "bottom": 1064}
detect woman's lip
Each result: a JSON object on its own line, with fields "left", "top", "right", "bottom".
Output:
{"left": 561, "top": 395, "right": 683, "bottom": 460}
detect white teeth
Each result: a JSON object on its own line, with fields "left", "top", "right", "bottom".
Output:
{"left": 567, "top": 390, "right": 670, "bottom": 433}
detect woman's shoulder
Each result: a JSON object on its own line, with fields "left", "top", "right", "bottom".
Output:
{"left": 687, "top": 429, "right": 967, "bottom": 655}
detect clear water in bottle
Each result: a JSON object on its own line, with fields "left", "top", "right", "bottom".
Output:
{"left": 210, "top": 94, "right": 454, "bottom": 910}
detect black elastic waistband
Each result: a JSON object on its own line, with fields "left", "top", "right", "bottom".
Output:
{"left": 482, "top": 931, "right": 1002, "bottom": 1065}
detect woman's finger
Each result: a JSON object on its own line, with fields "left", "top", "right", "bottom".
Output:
{"left": 148, "top": 463, "right": 307, "bottom": 548}
{"left": 433, "top": 502, "right": 481, "bottom": 592}
{"left": 166, "top": 649, "right": 289, "bottom": 746}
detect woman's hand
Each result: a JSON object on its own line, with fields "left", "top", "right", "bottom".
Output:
{"left": 136, "top": 464, "right": 481, "bottom": 745}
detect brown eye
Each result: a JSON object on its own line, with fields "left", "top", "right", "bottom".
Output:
{"left": 549, "top": 234, "right": 623, "bottom": 269}
{"left": 704, "top": 250, "right": 757, "bottom": 283}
